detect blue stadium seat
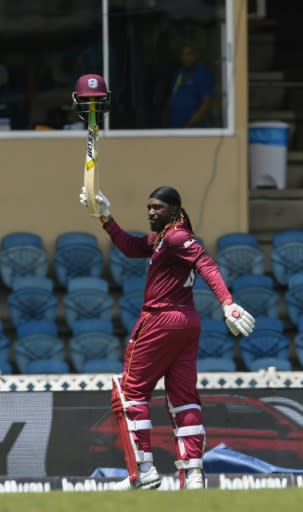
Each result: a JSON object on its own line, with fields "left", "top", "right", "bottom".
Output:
{"left": 0, "top": 321, "right": 11, "bottom": 374}
{"left": 63, "top": 277, "right": 113, "bottom": 327}
{"left": 217, "top": 233, "right": 259, "bottom": 250}
{"left": 252, "top": 316, "right": 284, "bottom": 333}
{"left": 121, "top": 277, "right": 146, "bottom": 295}
{"left": 16, "top": 320, "right": 58, "bottom": 338}
{"left": 285, "top": 272, "right": 303, "bottom": 326}
{"left": 109, "top": 231, "right": 149, "bottom": 287}
{"left": 0, "top": 321, "right": 10, "bottom": 362}
{"left": 69, "top": 331, "right": 122, "bottom": 373}
{"left": 2, "top": 232, "right": 44, "bottom": 249}
{"left": 192, "top": 279, "right": 224, "bottom": 320}
{"left": 14, "top": 334, "right": 69, "bottom": 374}
{"left": 54, "top": 235, "right": 104, "bottom": 287}
{"left": 119, "top": 290, "right": 145, "bottom": 334}
{"left": 230, "top": 275, "right": 280, "bottom": 318}
{"left": 82, "top": 359, "right": 123, "bottom": 373}
{"left": 215, "top": 233, "right": 264, "bottom": 286}
{"left": 70, "top": 319, "right": 113, "bottom": 336}
{"left": 8, "top": 277, "right": 57, "bottom": 327}
{"left": 0, "top": 233, "right": 49, "bottom": 288}
{"left": 271, "top": 230, "right": 303, "bottom": 285}
{"left": 56, "top": 232, "right": 98, "bottom": 249}
{"left": 0, "top": 360, "right": 13, "bottom": 374}
{"left": 197, "top": 319, "right": 236, "bottom": 372}
{"left": 294, "top": 317, "right": 303, "bottom": 369}
{"left": 240, "top": 330, "right": 291, "bottom": 371}
{"left": 67, "top": 276, "right": 109, "bottom": 294}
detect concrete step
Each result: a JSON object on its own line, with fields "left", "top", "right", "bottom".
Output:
{"left": 249, "top": 188, "right": 303, "bottom": 233}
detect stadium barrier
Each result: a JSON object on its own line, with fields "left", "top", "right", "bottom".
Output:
{"left": 0, "top": 369, "right": 303, "bottom": 482}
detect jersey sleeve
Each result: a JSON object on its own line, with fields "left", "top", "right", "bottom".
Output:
{"left": 168, "top": 229, "right": 232, "bottom": 305}
{"left": 102, "top": 218, "right": 155, "bottom": 258}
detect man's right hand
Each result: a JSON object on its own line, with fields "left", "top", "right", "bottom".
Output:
{"left": 80, "top": 186, "right": 112, "bottom": 220}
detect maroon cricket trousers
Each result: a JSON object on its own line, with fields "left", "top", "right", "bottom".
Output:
{"left": 120, "top": 308, "right": 205, "bottom": 461}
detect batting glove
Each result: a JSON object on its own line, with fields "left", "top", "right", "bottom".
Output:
{"left": 80, "top": 186, "right": 111, "bottom": 218}
{"left": 95, "top": 190, "right": 111, "bottom": 218}
{"left": 223, "top": 301, "right": 255, "bottom": 336}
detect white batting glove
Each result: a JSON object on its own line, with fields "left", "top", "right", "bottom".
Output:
{"left": 223, "top": 302, "right": 255, "bottom": 336}
{"left": 95, "top": 190, "right": 111, "bottom": 218}
{"left": 80, "top": 187, "right": 111, "bottom": 217}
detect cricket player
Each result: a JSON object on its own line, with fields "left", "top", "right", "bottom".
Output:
{"left": 80, "top": 185, "right": 255, "bottom": 490}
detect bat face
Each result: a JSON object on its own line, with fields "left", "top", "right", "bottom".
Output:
{"left": 84, "top": 99, "right": 100, "bottom": 217}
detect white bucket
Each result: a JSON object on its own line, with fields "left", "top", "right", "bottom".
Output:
{"left": 249, "top": 121, "right": 289, "bottom": 189}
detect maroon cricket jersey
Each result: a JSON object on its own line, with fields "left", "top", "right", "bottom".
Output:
{"left": 103, "top": 218, "right": 232, "bottom": 311}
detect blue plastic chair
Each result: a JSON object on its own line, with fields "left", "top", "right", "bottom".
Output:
{"left": 63, "top": 278, "right": 114, "bottom": 327}
{"left": 14, "top": 334, "right": 69, "bottom": 374}
{"left": 70, "top": 319, "right": 113, "bottom": 336}
{"left": 240, "top": 331, "right": 291, "bottom": 371}
{"left": 0, "top": 242, "right": 49, "bottom": 288}
{"left": 121, "top": 277, "right": 146, "bottom": 295}
{"left": 109, "top": 231, "right": 149, "bottom": 287}
{"left": 272, "top": 230, "right": 303, "bottom": 248}
{"left": 56, "top": 232, "right": 98, "bottom": 249}
{"left": 119, "top": 290, "right": 145, "bottom": 333}
{"left": 0, "top": 360, "right": 13, "bottom": 374}
{"left": 271, "top": 230, "right": 303, "bottom": 285}
{"left": 285, "top": 272, "right": 303, "bottom": 326}
{"left": 192, "top": 280, "right": 224, "bottom": 320}
{"left": 0, "top": 330, "right": 10, "bottom": 363}
{"left": 16, "top": 320, "right": 58, "bottom": 338}
{"left": 217, "top": 233, "right": 259, "bottom": 250}
{"left": 231, "top": 275, "right": 280, "bottom": 318}
{"left": 69, "top": 332, "right": 122, "bottom": 372}
{"left": 54, "top": 242, "right": 104, "bottom": 287}
{"left": 2, "top": 232, "right": 43, "bottom": 249}
{"left": 8, "top": 277, "right": 57, "bottom": 327}
{"left": 252, "top": 316, "right": 284, "bottom": 333}
{"left": 67, "top": 276, "right": 109, "bottom": 294}
{"left": 82, "top": 359, "right": 123, "bottom": 373}
{"left": 197, "top": 319, "right": 236, "bottom": 372}
{"left": 215, "top": 233, "right": 264, "bottom": 286}
{"left": 294, "top": 332, "right": 303, "bottom": 369}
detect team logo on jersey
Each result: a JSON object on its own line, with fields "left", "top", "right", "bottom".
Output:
{"left": 184, "top": 238, "right": 195, "bottom": 248}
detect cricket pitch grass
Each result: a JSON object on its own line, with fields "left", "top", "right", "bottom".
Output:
{"left": 1, "top": 488, "right": 303, "bottom": 512}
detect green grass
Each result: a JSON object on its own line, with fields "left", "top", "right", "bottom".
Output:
{"left": 1, "top": 489, "right": 303, "bottom": 512}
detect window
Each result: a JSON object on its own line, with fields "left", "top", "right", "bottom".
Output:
{"left": 0, "top": 0, "right": 234, "bottom": 135}
{"left": 0, "top": 1, "right": 103, "bottom": 131}
{"left": 107, "top": 0, "right": 234, "bottom": 134}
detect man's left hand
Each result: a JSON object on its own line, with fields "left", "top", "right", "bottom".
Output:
{"left": 223, "top": 301, "right": 255, "bottom": 336}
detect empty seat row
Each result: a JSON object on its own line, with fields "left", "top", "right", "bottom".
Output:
{"left": 1, "top": 316, "right": 301, "bottom": 375}
{"left": 0, "top": 230, "right": 150, "bottom": 290}
{"left": 1, "top": 229, "right": 303, "bottom": 291}
{"left": 0, "top": 319, "right": 123, "bottom": 375}
{"left": 197, "top": 317, "right": 302, "bottom": 373}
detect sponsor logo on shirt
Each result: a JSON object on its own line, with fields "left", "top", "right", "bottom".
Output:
{"left": 183, "top": 238, "right": 195, "bottom": 248}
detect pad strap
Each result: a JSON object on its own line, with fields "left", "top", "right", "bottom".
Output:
{"left": 127, "top": 419, "right": 152, "bottom": 431}
{"left": 171, "top": 404, "right": 201, "bottom": 414}
{"left": 174, "top": 425, "right": 205, "bottom": 437}
{"left": 124, "top": 400, "right": 148, "bottom": 409}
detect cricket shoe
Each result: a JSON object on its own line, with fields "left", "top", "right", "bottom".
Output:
{"left": 185, "top": 468, "right": 205, "bottom": 490}
{"left": 113, "top": 466, "right": 161, "bottom": 491}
